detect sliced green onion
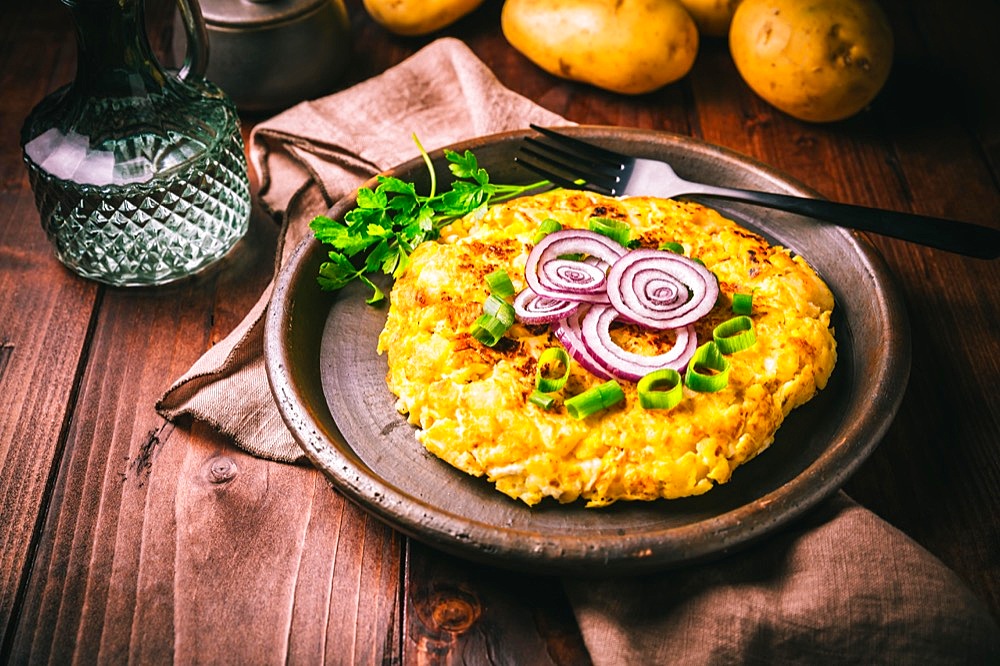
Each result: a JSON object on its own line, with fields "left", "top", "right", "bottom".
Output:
{"left": 732, "top": 291, "right": 754, "bottom": 315}
{"left": 713, "top": 316, "right": 757, "bottom": 354}
{"left": 565, "top": 380, "right": 625, "bottom": 420}
{"left": 483, "top": 294, "right": 515, "bottom": 326}
{"left": 637, "top": 369, "right": 683, "bottom": 410}
{"left": 685, "top": 342, "right": 731, "bottom": 393}
{"left": 588, "top": 217, "right": 631, "bottom": 246}
{"left": 485, "top": 268, "right": 515, "bottom": 298}
{"left": 472, "top": 295, "right": 516, "bottom": 346}
{"left": 659, "top": 241, "right": 684, "bottom": 254}
{"left": 532, "top": 218, "right": 562, "bottom": 244}
{"left": 536, "top": 347, "right": 571, "bottom": 393}
{"left": 471, "top": 313, "right": 508, "bottom": 346}
{"left": 528, "top": 390, "right": 556, "bottom": 410}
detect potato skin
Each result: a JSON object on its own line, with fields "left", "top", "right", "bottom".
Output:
{"left": 729, "top": 0, "right": 893, "bottom": 122}
{"left": 501, "top": 0, "right": 699, "bottom": 95}
{"left": 363, "top": 0, "right": 485, "bottom": 36}
{"left": 678, "top": 0, "right": 740, "bottom": 37}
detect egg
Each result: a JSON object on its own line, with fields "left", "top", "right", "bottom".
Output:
{"left": 377, "top": 190, "right": 837, "bottom": 507}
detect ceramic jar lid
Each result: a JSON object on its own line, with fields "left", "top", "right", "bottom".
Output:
{"left": 200, "top": 0, "right": 331, "bottom": 29}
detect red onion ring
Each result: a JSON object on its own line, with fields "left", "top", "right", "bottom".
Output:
{"left": 513, "top": 289, "right": 580, "bottom": 324}
{"left": 606, "top": 249, "right": 718, "bottom": 329}
{"left": 551, "top": 306, "right": 614, "bottom": 380}
{"left": 580, "top": 304, "right": 698, "bottom": 382}
{"left": 516, "top": 232, "right": 715, "bottom": 382}
{"left": 524, "top": 229, "right": 625, "bottom": 303}
{"left": 539, "top": 258, "right": 608, "bottom": 294}
{"left": 583, "top": 255, "right": 612, "bottom": 269}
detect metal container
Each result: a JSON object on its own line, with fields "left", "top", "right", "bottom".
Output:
{"left": 174, "top": 0, "right": 351, "bottom": 114}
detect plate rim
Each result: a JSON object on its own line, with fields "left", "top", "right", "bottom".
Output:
{"left": 264, "top": 125, "right": 911, "bottom": 574}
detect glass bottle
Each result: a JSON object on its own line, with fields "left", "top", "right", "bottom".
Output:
{"left": 20, "top": 0, "right": 251, "bottom": 287}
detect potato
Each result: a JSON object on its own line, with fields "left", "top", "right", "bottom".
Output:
{"left": 729, "top": 0, "right": 893, "bottom": 122}
{"left": 363, "top": 0, "right": 485, "bottom": 36}
{"left": 501, "top": 0, "right": 698, "bottom": 95}
{"left": 678, "top": 0, "right": 740, "bottom": 37}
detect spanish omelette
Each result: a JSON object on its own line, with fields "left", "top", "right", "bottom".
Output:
{"left": 377, "top": 189, "right": 837, "bottom": 507}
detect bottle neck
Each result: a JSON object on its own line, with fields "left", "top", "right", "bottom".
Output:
{"left": 65, "top": 0, "right": 168, "bottom": 97}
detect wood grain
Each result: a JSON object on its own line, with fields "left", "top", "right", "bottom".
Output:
{"left": 0, "top": 8, "right": 99, "bottom": 648}
{"left": 1, "top": 0, "right": 997, "bottom": 663}
{"left": 404, "top": 542, "right": 591, "bottom": 664}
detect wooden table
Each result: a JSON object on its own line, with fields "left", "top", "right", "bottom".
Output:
{"left": 2, "top": 0, "right": 997, "bottom": 662}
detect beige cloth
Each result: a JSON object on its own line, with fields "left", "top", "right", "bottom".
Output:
{"left": 156, "top": 38, "right": 564, "bottom": 462}
{"left": 157, "top": 38, "right": 1000, "bottom": 662}
{"left": 565, "top": 492, "right": 999, "bottom": 664}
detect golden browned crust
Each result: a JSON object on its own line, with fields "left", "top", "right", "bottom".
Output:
{"left": 378, "top": 190, "right": 837, "bottom": 507}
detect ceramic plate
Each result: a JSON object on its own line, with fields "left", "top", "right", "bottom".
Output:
{"left": 264, "top": 126, "right": 910, "bottom": 575}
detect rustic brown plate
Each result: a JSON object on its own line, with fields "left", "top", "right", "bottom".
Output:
{"left": 264, "top": 126, "right": 910, "bottom": 575}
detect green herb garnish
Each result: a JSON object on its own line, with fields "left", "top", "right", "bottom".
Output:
{"left": 588, "top": 216, "right": 631, "bottom": 246}
{"left": 471, "top": 294, "right": 516, "bottom": 347}
{"left": 732, "top": 291, "right": 754, "bottom": 315}
{"left": 565, "top": 380, "right": 625, "bottom": 420}
{"left": 685, "top": 342, "right": 731, "bottom": 393}
{"left": 713, "top": 315, "right": 757, "bottom": 354}
{"left": 309, "top": 135, "right": 548, "bottom": 303}
{"left": 485, "top": 268, "right": 515, "bottom": 298}
{"left": 637, "top": 368, "right": 683, "bottom": 410}
{"left": 528, "top": 390, "right": 556, "bottom": 410}
{"left": 532, "top": 217, "right": 562, "bottom": 244}
{"left": 535, "top": 347, "right": 571, "bottom": 393}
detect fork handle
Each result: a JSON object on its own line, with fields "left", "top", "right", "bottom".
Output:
{"left": 688, "top": 185, "right": 1000, "bottom": 259}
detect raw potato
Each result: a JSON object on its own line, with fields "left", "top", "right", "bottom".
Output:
{"left": 729, "top": 0, "right": 893, "bottom": 122}
{"left": 363, "top": 0, "right": 485, "bottom": 36}
{"left": 501, "top": 0, "right": 699, "bottom": 95}
{"left": 678, "top": 0, "right": 740, "bottom": 37}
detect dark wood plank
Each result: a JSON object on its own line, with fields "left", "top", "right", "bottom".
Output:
{"left": 404, "top": 542, "right": 591, "bottom": 665}
{"left": 687, "top": 0, "right": 1000, "bottom": 616}
{"left": 0, "top": 189, "right": 98, "bottom": 658}
{"left": 170, "top": 433, "right": 403, "bottom": 664}
{"left": 335, "top": 7, "right": 602, "bottom": 662}
{"left": 7, "top": 1, "right": 405, "bottom": 661}
{"left": 847, "top": 0, "right": 1000, "bottom": 615}
{"left": 338, "top": 0, "right": 1000, "bottom": 650}
{"left": 9, "top": 204, "right": 405, "bottom": 663}
{"left": 0, "top": 1, "right": 100, "bottom": 656}
{"left": 4, "top": 0, "right": 999, "bottom": 663}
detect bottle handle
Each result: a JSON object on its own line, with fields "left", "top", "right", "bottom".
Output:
{"left": 175, "top": 0, "right": 208, "bottom": 81}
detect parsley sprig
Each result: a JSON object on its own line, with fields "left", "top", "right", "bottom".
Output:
{"left": 309, "top": 136, "right": 548, "bottom": 303}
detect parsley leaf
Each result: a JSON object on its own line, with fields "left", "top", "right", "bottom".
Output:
{"left": 310, "top": 139, "right": 549, "bottom": 302}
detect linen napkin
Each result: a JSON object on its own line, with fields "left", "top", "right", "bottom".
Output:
{"left": 566, "top": 491, "right": 999, "bottom": 664}
{"left": 156, "top": 38, "right": 1000, "bottom": 662}
{"left": 156, "top": 37, "right": 564, "bottom": 462}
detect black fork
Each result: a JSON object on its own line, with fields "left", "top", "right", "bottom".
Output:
{"left": 514, "top": 124, "right": 1000, "bottom": 259}
{"left": 515, "top": 124, "right": 634, "bottom": 196}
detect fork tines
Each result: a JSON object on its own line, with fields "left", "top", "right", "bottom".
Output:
{"left": 514, "top": 125, "right": 631, "bottom": 196}
{"left": 529, "top": 124, "right": 627, "bottom": 164}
